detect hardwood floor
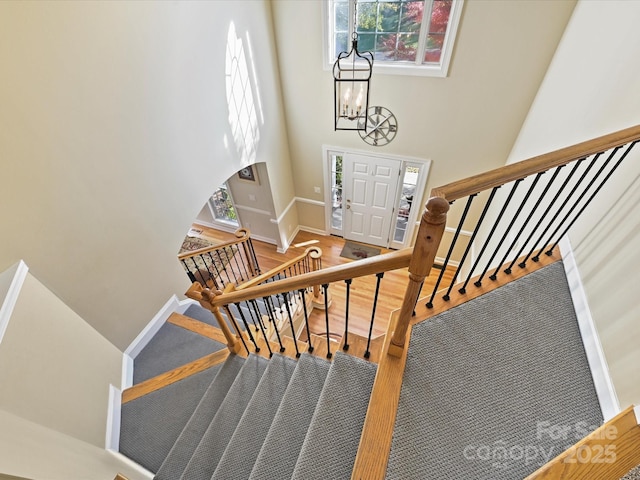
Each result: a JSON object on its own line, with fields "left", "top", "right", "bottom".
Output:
{"left": 184, "top": 224, "right": 455, "bottom": 343}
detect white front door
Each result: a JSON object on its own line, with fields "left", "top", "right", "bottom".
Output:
{"left": 343, "top": 154, "right": 401, "bottom": 248}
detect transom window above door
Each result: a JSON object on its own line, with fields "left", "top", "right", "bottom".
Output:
{"left": 324, "top": 0, "right": 464, "bottom": 77}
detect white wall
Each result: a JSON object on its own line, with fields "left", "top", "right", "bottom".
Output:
{"left": 0, "top": 1, "right": 295, "bottom": 350}
{"left": 0, "top": 408, "right": 150, "bottom": 480}
{"left": 0, "top": 270, "right": 122, "bottom": 447}
{"left": 271, "top": 0, "right": 576, "bottom": 231}
{"left": 504, "top": 0, "right": 640, "bottom": 407}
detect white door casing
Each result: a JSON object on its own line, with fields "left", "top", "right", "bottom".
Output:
{"left": 343, "top": 154, "right": 401, "bottom": 248}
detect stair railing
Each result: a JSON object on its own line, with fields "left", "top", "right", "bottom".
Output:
{"left": 390, "top": 124, "right": 640, "bottom": 354}
{"left": 187, "top": 248, "right": 413, "bottom": 358}
{"left": 177, "top": 228, "right": 260, "bottom": 289}
{"left": 353, "top": 124, "right": 640, "bottom": 480}
{"left": 226, "top": 246, "right": 324, "bottom": 357}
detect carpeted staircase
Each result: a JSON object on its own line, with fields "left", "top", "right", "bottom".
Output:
{"left": 120, "top": 261, "right": 605, "bottom": 480}
{"left": 120, "top": 315, "right": 377, "bottom": 480}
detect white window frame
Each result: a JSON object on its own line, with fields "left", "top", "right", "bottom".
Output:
{"left": 207, "top": 183, "right": 241, "bottom": 233}
{"left": 322, "top": 0, "right": 464, "bottom": 78}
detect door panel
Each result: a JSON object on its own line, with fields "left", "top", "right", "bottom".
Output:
{"left": 343, "top": 154, "right": 401, "bottom": 248}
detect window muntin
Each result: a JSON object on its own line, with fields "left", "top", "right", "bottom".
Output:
{"left": 210, "top": 184, "right": 239, "bottom": 227}
{"left": 326, "top": 0, "right": 463, "bottom": 77}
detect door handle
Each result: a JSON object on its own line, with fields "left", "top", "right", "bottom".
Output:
{"left": 346, "top": 205, "right": 351, "bottom": 209}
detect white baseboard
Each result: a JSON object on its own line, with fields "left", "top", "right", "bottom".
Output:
{"left": 299, "top": 225, "right": 328, "bottom": 236}
{"left": 120, "top": 354, "right": 134, "bottom": 391}
{"left": 277, "top": 225, "right": 301, "bottom": 254}
{"left": 0, "top": 260, "right": 29, "bottom": 346}
{"left": 106, "top": 449, "right": 154, "bottom": 479}
{"left": 106, "top": 384, "right": 121, "bottom": 451}
{"left": 559, "top": 236, "right": 620, "bottom": 421}
{"left": 124, "top": 295, "right": 182, "bottom": 360}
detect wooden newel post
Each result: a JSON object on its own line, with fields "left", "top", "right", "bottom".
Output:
{"left": 185, "top": 283, "right": 242, "bottom": 354}
{"left": 310, "top": 247, "right": 322, "bottom": 299}
{"left": 236, "top": 228, "right": 256, "bottom": 277}
{"left": 389, "top": 196, "right": 449, "bottom": 357}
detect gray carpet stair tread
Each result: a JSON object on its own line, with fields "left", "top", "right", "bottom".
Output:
{"left": 385, "top": 261, "right": 603, "bottom": 480}
{"left": 179, "top": 354, "right": 269, "bottom": 480}
{"left": 154, "top": 354, "right": 245, "bottom": 480}
{"left": 249, "top": 353, "right": 332, "bottom": 480}
{"left": 133, "top": 321, "right": 226, "bottom": 384}
{"left": 212, "top": 354, "right": 298, "bottom": 480}
{"left": 119, "top": 363, "right": 223, "bottom": 473}
{"left": 291, "top": 351, "right": 377, "bottom": 480}
{"left": 183, "top": 303, "right": 217, "bottom": 326}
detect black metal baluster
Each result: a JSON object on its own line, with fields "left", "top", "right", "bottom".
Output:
{"left": 413, "top": 281, "right": 424, "bottom": 316}
{"left": 234, "top": 303, "right": 260, "bottom": 352}
{"left": 182, "top": 259, "right": 197, "bottom": 284}
{"left": 215, "top": 249, "right": 232, "bottom": 286}
{"left": 281, "top": 292, "right": 300, "bottom": 358}
{"left": 532, "top": 149, "right": 616, "bottom": 259}
{"left": 365, "top": 273, "right": 384, "bottom": 359}
{"left": 265, "top": 296, "right": 285, "bottom": 353}
{"left": 426, "top": 197, "right": 472, "bottom": 308}
{"left": 450, "top": 187, "right": 500, "bottom": 296}
{"left": 245, "top": 300, "right": 260, "bottom": 332}
{"left": 525, "top": 158, "right": 602, "bottom": 262}
{"left": 546, "top": 142, "right": 637, "bottom": 254}
{"left": 489, "top": 172, "right": 546, "bottom": 279}
{"left": 234, "top": 244, "right": 251, "bottom": 283}
{"left": 222, "top": 247, "right": 242, "bottom": 285}
{"left": 200, "top": 253, "right": 217, "bottom": 286}
{"left": 247, "top": 238, "right": 261, "bottom": 275}
{"left": 474, "top": 178, "right": 524, "bottom": 287}
{"left": 251, "top": 299, "right": 267, "bottom": 330}
{"left": 322, "top": 284, "right": 332, "bottom": 359}
{"left": 343, "top": 279, "right": 352, "bottom": 351}
{"left": 203, "top": 253, "right": 222, "bottom": 289}
{"left": 250, "top": 299, "right": 272, "bottom": 357}
{"left": 518, "top": 159, "right": 592, "bottom": 267}
{"left": 189, "top": 257, "right": 200, "bottom": 284}
{"left": 299, "top": 289, "right": 313, "bottom": 353}
{"left": 463, "top": 180, "right": 522, "bottom": 289}
{"left": 223, "top": 305, "right": 249, "bottom": 354}
{"left": 502, "top": 166, "right": 565, "bottom": 274}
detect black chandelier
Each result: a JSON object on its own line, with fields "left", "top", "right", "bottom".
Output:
{"left": 333, "top": 0, "right": 373, "bottom": 131}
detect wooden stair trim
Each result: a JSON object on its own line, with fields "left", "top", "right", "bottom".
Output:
{"left": 308, "top": 333, "right": 339, "bottom": 360}
{"left": 167, "top": 312, "right": 228, "bottom": 344}
{"left": 432, "top": 124, "right": 640, "bottom": 202}
{"left": 351, "top": 310, "right": 411, "bottom": 480}
{"left": 338, "top": 332, "right": 385, "bottom": 364}
{"left": 122, "top": 349, "right": 229, "bottom": 404}
{"left": 351, "top": 249, "right": 563, "bottom": 479}
{"left": 412, "top": 248, "right": 561, "bottom": 326}
{"left": 525, "top": 405, "right": 640, "bottom": 480}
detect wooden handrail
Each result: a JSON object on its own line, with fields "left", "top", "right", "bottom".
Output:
{"left": 236, "top": 246, "right": 322, "bottom": 290}
{"left": 177, "top": 227, "right": 251, "bottom": 261}
{"left": 207, "top": 248, "right": 412, "bottom": 307}
{"left": 525, "top": 405, "right": 640, "bottom": 479}
{"left": 432, "top": 124, "right": 640, "bottom": 202}
{"left": 390, "top": 196, "right": 449, "bottom": 356}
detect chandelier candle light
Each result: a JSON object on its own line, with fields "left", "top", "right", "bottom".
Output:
{"left": 333, "top": 0, "right": 373, "bottom": 131}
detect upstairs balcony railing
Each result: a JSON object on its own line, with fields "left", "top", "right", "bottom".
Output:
{"left": 355, "top": 124, "right": 640, "bottom": 480}
{"left": 177, "top": 228, "right": 260, "bottom": 289}
{"left": 187, "top": 248, "right": 413, "bottom": 359}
